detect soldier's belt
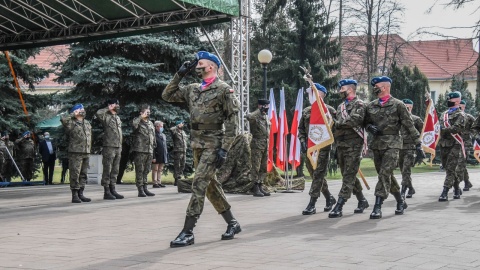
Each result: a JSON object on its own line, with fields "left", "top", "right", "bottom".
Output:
{"left": 379, "top": 131, "right": 399, "bottom": 135}
{"left": 191, "top": 123, "right": 223, "bottom": 130}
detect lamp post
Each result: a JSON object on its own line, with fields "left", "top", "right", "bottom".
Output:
{"left": 257, "top": 49, "right": 273, "bottom": 99}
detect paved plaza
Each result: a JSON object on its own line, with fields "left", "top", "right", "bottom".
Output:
{"left": 1, "top": 169, "right": 480, "bottom": 270}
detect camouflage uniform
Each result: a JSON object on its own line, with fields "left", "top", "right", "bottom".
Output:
{"left": 439, "top": 108, "right": 465, "bottom": 189}
{"left": 246, "top": 109, "right": 269, "bottom": 184}
{"left": 131, "top": 116, "right": 156, "bottom": 188}
{"left": 60, "top": 114, "right": 92, "bottom": 190}
{"left": 14, "top": 136, "right": 35, "bottom": 181}
{"left": 0, "top": 140, "right": 4, "bottom": 180}
{"left": 2, "top": 140, "right": 14, "bottom": 181}
{"left": 455, "top": 112, "right": 474, "bottom": 186}
{"left": 399, "top": 114, "right": 423, "bottom": 188}
{"left": 334, "top": 97, "right": 366, "bottom": 200}
{"left": 162, "top": 73, "right": 239, "bottom": 217}
{"left": 365, "top": 97, "right": 420, "bottom": 199}
{"left": 96, "top": 107, "right": 123, "bottom": 187}
{"left": 170, "top": 125, "right": 188, "bottom": 181}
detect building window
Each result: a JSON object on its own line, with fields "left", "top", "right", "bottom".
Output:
{"left": 430, "top": 91, "right": 437, "bottom": 104}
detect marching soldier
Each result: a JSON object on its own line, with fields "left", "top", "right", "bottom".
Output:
{"left": 1, "top": 132, "right": 15, "bottom": 182}
{"left": 170, "top": 120, "right": 188, "bottom": 186}
{"left": 96, "top": 99, "right": 124, "bottom": 200}
{"left": 458, "top": 100, "right": 475, "bottom": 191}
{"left": 365, "top": 76, "right": 420, "bottom": 219}
{"left": 399, "top": 99, "right": 424, "bottom": 199}
{"left": 299, "top": 83, "right": 337, "bottom": 215}
{"left": 163, "top": 51, "right": 241, "bottom": 247}
{"left": 15, "top": 131, "right": 35, "bottom": 181}
{"left": 329, "top": 79, "right": 369, "bottom": 218}
{"left": 246, "top": 99, "right": 271, "bottom": 197}
{"left": 60, "top": 104, "right": 92, "bottom": 203}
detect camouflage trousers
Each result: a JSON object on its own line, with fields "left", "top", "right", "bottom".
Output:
{"left": 399, "top": 148, "right": 415, "bottom": 188}
{"left": 337, "top": 144, "right": 363, "bottom": 200}
{"left": 455, "top": 145, "right": 470, "bottom": 183}
{"left": 133, "top": 152, "right": 152, "bottom": 187}
{"left": 172, "top": 151, "right": 186, "bottom": 180}
{"left": 441, "top": 145, "right": 462, "bottom": 188}
{"left": 372, "top": 149, "right": 401, "bottom": 199}
{"left": 305, "top": 148, "right": 330, "bottom": 198}
{"left": 68, "top": 153, "right": 89, "bottom": 190}
{"left": 250, "top": 147, "right": 268, "bottom": 184}
{"left": 18, "top": 158, "right": 34, "bottom": 181}
{"left": 101, "top": 147, "right": 121, "bottom": 187}
{"left": 186, "top": 148, "right": 231, "bottom": 217}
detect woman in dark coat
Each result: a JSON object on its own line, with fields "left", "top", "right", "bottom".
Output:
{"left": 152, "top": 121, "right": 168, "bottom": 188}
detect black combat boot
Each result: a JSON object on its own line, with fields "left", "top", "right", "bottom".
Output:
{"left": 78, "top": 187, "right": 91, "bottom": 202}
{"left": 252, "top": 183, "right": 264, "bottom": 197}
{"left": 322, "top": 190, "right": 336, "bottom": 212}
{"left": 438, "top": 186, "right": 449, "bottom": 201}
{"left": 453, "top": 182, "right": 461, "bottom": 199}
{"left": 71, "top": 189, "right": 81, "bottom": 203}
{"left": 406, "top": 185, "right": 416, "bottom": 198}
{"left": 103, "top": 186, "right": 116, "bottom": 200}
{"left": 302, "top": 197, "right": 317, "bottom": 215}
{"left": 143, "top": 184, "right": 155, "bottom": 196}
{"left": 328, "top": 197, "right": 345, "bottom": 218}
{"left": 401, "top": 185, "right": 408, "bottom": 199}
{"left": 174, "top": 178, "right": 178, "bottom": 186}
{"left": 170, "top": 216, "right": 197, "bottom": 248}
{"left": 110, "top": 185, "right": 124, "bottom": 199}
{"left": 463, "top": 179, "right": 473, "bottom": 191}
{"left": 220, "top": 210, "right": 242, "bottom": 240}
{"left": 393, "top": 191, "right": 407, "bottom": 215}
{"left": 354, "top": 192, "right": 369, "bottom": 214}
{"left": 370, "top": 196, "right": 383, "bottom": 219}
{"left": 259, "top": 183, "right": 271, "bottom": 196}
{"left": 138, "top": 186, "right": 147, "bottom": 197}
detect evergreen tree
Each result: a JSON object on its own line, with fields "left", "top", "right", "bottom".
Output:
{"left": 435, "top": 93, "right": 448, "bottom": 115}
{"left": 449, "top": 76, "right": 477, "bottom": 116}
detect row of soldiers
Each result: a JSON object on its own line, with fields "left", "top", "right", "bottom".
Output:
{"left": 0, "top": 131, "right": 39, "bottom": 182}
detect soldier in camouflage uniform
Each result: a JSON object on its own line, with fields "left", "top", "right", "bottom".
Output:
{"left": 60, "top": 104, "right": 92, "bottom": 203}
{"left": 399, "top": 99, "right": 424, "bottom": 199}
{"left": 438, "top": 92, "right": 466, "bottom": 201}
{"left": 170, "top": 120, "right": 188, "bottom": 186}
{"left": 365, "top": 76, "right": 420, "bottom": 219}
{"left": 0, "top": 132, "right": 5, "bottom": 181}
{"left": 15, "top": 131, "right": 35, "bottom": 181}
{"left": 163, "top": 51, "right": 241, "bottom": 248}
{"left": 131, "top": 105, "right": 156, "bottom": 197}
{"left": 299, "top": 83, "right": 337, "bottom": 215}
{"left": 96, "top": 98, "right": 124, "bottom": 200}
{"left": 246, "top": 99, "right": 271, "bottom": 197}
{"left": 458, "top": 100, "right": 475, "bottom": 191}
{"left": 1, "top": 132, "right": 15, "bottom": 182}
{"left": 329, "top": 79, "right": 369, "bottom": 218}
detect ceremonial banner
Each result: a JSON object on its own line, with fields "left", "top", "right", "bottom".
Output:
{"left": 276, "top": 88, "right": 289, "bottom": 171}
{"left": 288, "top": 88, "right": 303, "bottom": 169}
{"left": 474, "top": 140, "right": 480, "bottom": 163}
{"left": 267, "top": 88, "right": 278, "bottom": 172}
{"left": 420, "top": 98, "right": 441, "bottom": 165}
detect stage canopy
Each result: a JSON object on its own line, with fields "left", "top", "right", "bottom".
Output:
{"left": 0, "top": 0, "right": 239, "bottom": 51}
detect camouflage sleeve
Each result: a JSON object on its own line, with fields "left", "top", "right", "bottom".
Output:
{"left": 472, "top": 115, "right": 480, "bottom": 134}
{"left": 298, "top": 110, "right": 307, "bottom": 143}
{"left": 221, "top": 87, "right": 240, "bottom": 151}
{"left": 131, "top": 116, "right": 141, "bottom": 131}
{"left": 415, "top": 117, "right": 424, "bottom": 134}
{"left": 399, "top": 103, "right": 420, "bottom": 144}
{"left": 60, "top": 114, "right": 74, "bottom": 135}
{"left": 95, "top": 107, "right": 109, "bottom": 124}
{"left": 336, "top": 101, "right": 365, "bottom": 129}
{"left": 443, "top": 113, "right": 465, "bottom": 134}
{"left": 162, "top": 73, "right": 187, "bottom": 103}
{"left": 152, "top": 125, "right": 157, "bottom": 149}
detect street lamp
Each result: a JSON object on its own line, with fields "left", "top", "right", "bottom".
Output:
{"left": 258, "top": 49, "right": 273, "bottom": 99}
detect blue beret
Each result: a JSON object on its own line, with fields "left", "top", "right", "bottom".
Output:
{"left": 460, "top": 100, "right": 466, "bottom": 105}
{"left": 196, "top": 51, "right": 221, "bottom": 68}
{"left": 313, "top": 83, "right": 328, "bottom": 97}
{"left": 370, "top": 76, "right": 392, "bottom": 86}
{"left": 402, "top": 99, "right": 413, "bottom": 105}
{"left": 70, "top": 104, "right": 84, "bottom": 113}
{"left": 22, "top": 131, "right": 31, "bottom": 137}
{"left": 447, "top": 91, "right": 461, "bottom": 100}
{"left": 338, "top": 79, "right": 357, "bottom": 88}
{"left": 175, "top": 120, "right": 184, "bottom": 125}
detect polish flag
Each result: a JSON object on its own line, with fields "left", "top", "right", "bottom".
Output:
{"left": 420, "top": 97, "right": 441, "bottom": 165}
{"left": 288, "top": 88, "right": 303, "bottom": 169}
{"left": 276, "top": 88, "right": 289, "bottom": 171}
{"left": 267, "top": 88, "right": 278, "bottom": 172}
{"left": 473, "top": 139, "right": 480, "bottom": 163}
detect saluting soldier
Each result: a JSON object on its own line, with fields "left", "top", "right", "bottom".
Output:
{"left": 163, "top": 51, "right": 241, "bottom": 247}
{"left": 170, "top": 120, "right": 188, "bottom": 186}
{"left": 364, "top": 76, "right": 421, "bottom": 219}
{"left": 299, "top": 83, "right": 337, "bottom": 215}
{"left": 329, "top": 79, "right": 369, "bottom": 218}
{"left": 399, "top": 99, "right": 424, "bottom": 199}
{"left": 246, "top": 99, "right": 271, "bottom": 197}
{"left": 15, "top": 131, "right": 35, "bottom": 182}
{"left": 458, "top": 100, "right": 475, "bottom": 191}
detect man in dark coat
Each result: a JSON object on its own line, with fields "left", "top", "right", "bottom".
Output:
{"left": 152, "top": 121, "right": 168, "bottom": 188}
{"left": 38, "top": 132, "right": 57, "bottom": 185}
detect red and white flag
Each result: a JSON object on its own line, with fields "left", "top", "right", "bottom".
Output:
{"left": 473, "top": 139, "right": 480, "bottom": 163}
{"left": 267, "top": 88, "right": 278, "bottom": 172}
{"left": 420, "top": 97, "right": 441, "bottom": 165}
{"left": 288, "top": 88, "right": 304, "bottom": 170}
{"left": 276, "top": 88, "right": 289, "bottom": 171}
{"left": 306, "top": 85, "right": 334, "bottom": 170}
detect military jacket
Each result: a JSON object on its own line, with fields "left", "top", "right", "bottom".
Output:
{"left": 461, "top": 113, "right": 475, "bottom": 147}
{"left": 401, "top": 114, "right": 424, "bottom": 149}
{"left": 246, "top": 109, "right": 270, "bottom": 149}
{"left": 14, "top": 137, "right": 35, "bottom": 159}
{"left": 365, "top": 97, "right": 420, "bottom": 150}
{"left": 438, "top": 108, "right": 466, "bottom": 148}
{"left": 0, "top": 140, "right": 5, "bottom": 165}
{"left": 131, "top": 117, "right": 156, "bottom": 154}
{"left": 3, "top": 140, "right": 14, "bottom": 158}
{"left": 170, "top": 126, "right": 188, "bottom": 152}
{"left": 96, "top": 107, "right": 122, "bottom": 148}
{"left": 298, "top": 104, "right": 336, "bottom": 151}
{"left": 162, "top": 74, "right": 240, "bottom": 151}
{"left": 334, "top": 97, "right": 366, "bottom": 148}
{"left": 60, "top": 114, "right": 92, "bottom": 154}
